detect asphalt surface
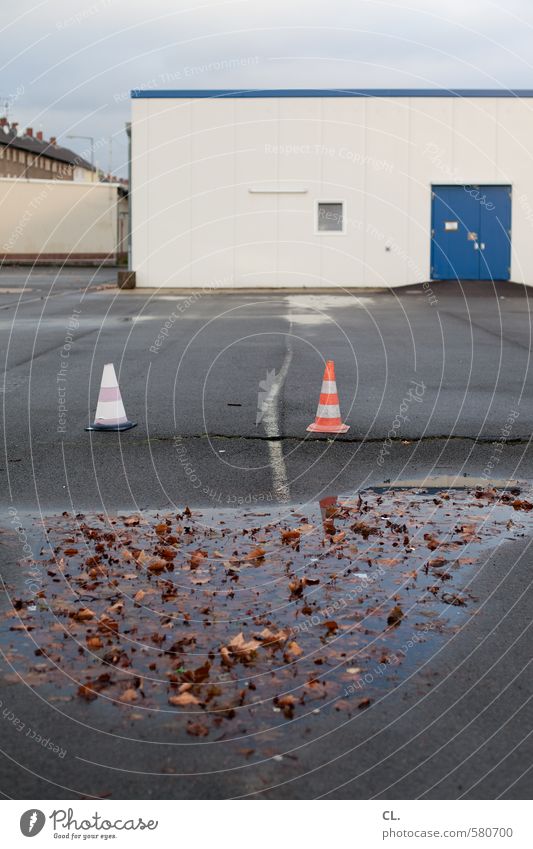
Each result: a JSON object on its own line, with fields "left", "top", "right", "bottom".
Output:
{"left": 1, "top": 268, "right": 532, "bottom": 799}
{"left": 1, "top": 269, "right": 533, "bottom": 512}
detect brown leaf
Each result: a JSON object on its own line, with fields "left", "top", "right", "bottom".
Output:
{"left": 98, "top": 616, "right": 119, "bottom": 635}
{"left": 186, "top": 721, "right": 209, "bottom": 737}
{"left": 512, "top": 499, "right": 533, "bottom": 511}
{"left": 159, "top": 547, "right": 177, "bottom": 561}
{"left": 256, "top": 627, "right": 289, "bottom": 647}
{"left": 281, "top": 530, "right": 301, "bottom": 544}
{"left": 189, "top": 550, "right": 208, "bottom": 569}
{"left": 442, "top": 593, "right": 467, "bottom": 607}
{"left": 351, "top": 521, "right": 378, "bottom": 539}
{"left": 358, "top": 697, "right": 372, "bottom": 710}
{"left": 124, "top": 516, "right": 140, "bottom": 526}
{"left": 73, "top": 607, "right": 95, "bottom": 622}
{"left": 226, "top": 632, "right": 260, "bottom": 663}
{"left": 275, "top": 694, "right": 296, "bottom": 717}
{"left": 243, "top": 547, "right": 266, "bottom": 562}
{"left": 284, "top": 640, "right": 304, "bottom": 662}
{"left": 428, "top": 557, "right": 447, "bottom": 569}
{"left": 387, "top": 605, "right": 404, "bottom": 627}
{"left": 120, "top": 688, "right": 138, "bottom": 703}
{"left": 288, "top": 577, "right": 305, "bottom": 597}
{"left": 148, "top": 558, "right": 167, "bottom": 574}
{"left": 220, "top": 646, "right": 234, "bottom": 667}
{"left": 182, "top": 661, "right": 211, "bottom": 684}
{"left": 332, "top": 531, "right": 346, "bottom": 544}
{"left": 64, "top": 548, "right": 78, "bottom": 556}
{"left": 77, "top": 685, "right": 98, "bottom": 701}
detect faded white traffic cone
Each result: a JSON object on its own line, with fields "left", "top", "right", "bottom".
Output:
{"left": 85, "top": 363, "right": 136, "bottom": 432}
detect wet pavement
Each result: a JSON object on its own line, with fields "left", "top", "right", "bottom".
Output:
{"left": 1, "top": 484, "right": 532, "bottom": 798}
{"left": 1, "top": 271, "right": 533, "bottom": 798}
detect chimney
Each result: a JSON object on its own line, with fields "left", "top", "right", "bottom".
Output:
{"left": 36, "top": 131, "right": 43, "bottom": 141}
{"left": 49, "top": 136, "right": 56, "bottom": 145}
{"left": 11, "top": 122, "right": 18, "bottom": 133}
{"left": 26, "top": 127, "right": 33, "bottom": 137}
{"left": 0, "top": 118, "right": 7, "bottom": 127}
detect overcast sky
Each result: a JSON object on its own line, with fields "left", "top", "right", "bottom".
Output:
{"left": 2, "top": 0, "right": 533, "bottom": 175}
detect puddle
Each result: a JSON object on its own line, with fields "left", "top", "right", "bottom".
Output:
{"left": 381, "top": 475, "right": 522, "bottom": 490}
{"left": 1, "top": 485, "right": 532, "bottom": 751}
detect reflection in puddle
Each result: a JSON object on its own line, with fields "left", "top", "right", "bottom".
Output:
{"left": 1, "top": 486, "right": 532, "bottom": 753}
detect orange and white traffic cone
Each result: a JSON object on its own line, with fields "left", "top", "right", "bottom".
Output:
{"left": 85, "top": 363, "right": 136, "bottom": 432}
{"left": 307, "top": 360, "right": 349, "bottom": 434}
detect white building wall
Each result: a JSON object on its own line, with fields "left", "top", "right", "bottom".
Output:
{"left": 0, "top": 178, "right": 121, "bottom": 261}
{"left": 131, "top": 95, "right": 533, "bottom": 288}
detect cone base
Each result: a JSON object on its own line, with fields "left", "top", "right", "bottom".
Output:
{"left": 307, "top": 422, "right": 349, "bottom": 434}
{"left": 85, "top": 421, "right": 137, "bottom": 432}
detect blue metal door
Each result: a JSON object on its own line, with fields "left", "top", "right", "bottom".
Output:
{"left": 431, "top": 185, "right": 511, "bottom": 280}
{"left": 478, "top": 186, "right": 512, "bottom": 280}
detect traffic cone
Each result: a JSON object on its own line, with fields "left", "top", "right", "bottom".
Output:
{"left": 85, "top": 363, "right": 136, "bottom": 432}
{"left": 307, "top": 360, "right": 349, "bottom": 434}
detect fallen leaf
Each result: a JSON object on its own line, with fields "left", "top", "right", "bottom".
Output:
{"left": 284, "top": 640, "right": 303, "bottom": 661}
{"left": 189, "top": 550, "right": 208, "bottom": 569}
{"left": 225, "top": 632, "right": 260, "bottom": 663}
{"left": 243, "top": 547, "right": 266, "bottom": 562}
{"left": 281, "top": 530, "right": 301, "bottom": 544}
{"left": 120, "top": 688, "right": 138, "bottom": 703}
{"left": 73, "top": 608, "right": 95, "bottom": 622}
{"left": 186, "top": 721, "right": 209, "bottom": 736}
{"left": 168, "top": 692, "right": 200, "bottom": 706}
{"left": 387, "top": 605, "right": 404, "bottom": 627}
{"left": 332, "top": 531, "right": 346, "bottom": 544}
{"left": 124, "top": 516, "right": 140, "bottom": 526}
{"left": 275, "top": 694, "right": 296, "bottom": 717}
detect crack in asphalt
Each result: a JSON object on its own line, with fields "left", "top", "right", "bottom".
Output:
{"left": 75, "top": 434, "right": 533, "bottom": 445}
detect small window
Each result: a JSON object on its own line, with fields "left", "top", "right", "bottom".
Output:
{"left": 317, "top": 201, "right": 344, "bottom": 233}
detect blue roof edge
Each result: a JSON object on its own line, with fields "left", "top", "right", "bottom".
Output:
{"left": 131, "top": 88, "right": 533, "bottom": 99}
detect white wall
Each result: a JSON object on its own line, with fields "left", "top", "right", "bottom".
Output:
{"left": 0, "top": 178, "right": 121, "bottom": 261}
{"left": 131, "top": 95, "right": 533, "bottom": 288}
